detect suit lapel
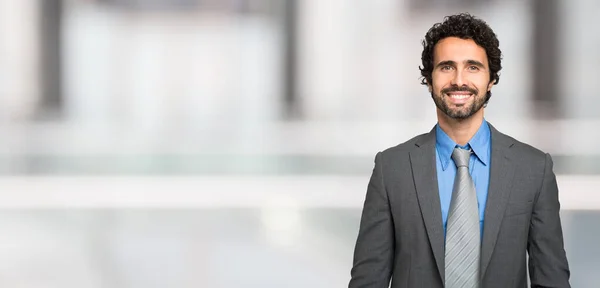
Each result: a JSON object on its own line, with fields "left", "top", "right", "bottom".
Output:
{"left": 410, "top": 128, "right": 445, "bottom": 281}
{"left": 480, "top": 124, "right": 516, "bottom": 279}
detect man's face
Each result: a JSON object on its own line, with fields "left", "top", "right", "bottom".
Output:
{"left": 428, "top": 37, "right": 494, "bottom": 120}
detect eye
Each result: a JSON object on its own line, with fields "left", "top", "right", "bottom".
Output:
{"left": 441, "top": 65, "right": 453, "bottom": 71}
{"left": 468, "top": 65, "right": 480, "bottom": 71}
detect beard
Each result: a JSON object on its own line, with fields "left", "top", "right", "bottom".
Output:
{"left": 431, "top": 85, "right": 487, "bottom": 120}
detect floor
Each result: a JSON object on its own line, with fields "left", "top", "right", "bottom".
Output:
{"left": 0, "top": 208, "right": 596, "bottom": 287}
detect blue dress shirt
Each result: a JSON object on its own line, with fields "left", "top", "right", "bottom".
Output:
{"left": 435, "top": 120, "right": 491, "bottom": 239}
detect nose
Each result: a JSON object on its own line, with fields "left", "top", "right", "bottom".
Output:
{"left": 451, "top": 70, "right": 465, "bottom": 87}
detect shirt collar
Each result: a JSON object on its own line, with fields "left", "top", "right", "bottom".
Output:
{"left": 435, "top": 119, "right": 491, "bottom": 171}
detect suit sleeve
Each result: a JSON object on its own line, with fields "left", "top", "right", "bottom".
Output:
{"left": 528, "top": 153, "right": 571, "bottom": 288}
{"left": 349, "top": 152, "right": 395, "bottom": 288}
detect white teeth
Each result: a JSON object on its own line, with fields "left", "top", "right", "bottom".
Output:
{"left": 450, "top": 94, "right": 470, "bottom": 99}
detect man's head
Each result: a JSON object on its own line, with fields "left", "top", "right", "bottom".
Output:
{"left": 419, "top": 13, "right": 502, "bottom": 120}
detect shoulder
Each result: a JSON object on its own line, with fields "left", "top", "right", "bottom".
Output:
{"left": 494, "top": 128, "right": 550, "bottom": 169}
{"left": 505, "top": 133, "right": 546, "bottom": 155}
{"left": 375, "top": 132, "right": 431, "bottom": 163}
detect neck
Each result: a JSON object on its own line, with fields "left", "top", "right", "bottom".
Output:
{"left": 437, "top": 109, "right": 484, "bottom": 146}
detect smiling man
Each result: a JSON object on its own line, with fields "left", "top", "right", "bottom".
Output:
{"left": 348, "top": 13, "right": 570, "bottom": 288}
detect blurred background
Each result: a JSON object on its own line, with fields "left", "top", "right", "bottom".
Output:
{"left": 0, "top": 0, "right": 598, "bottom": 287}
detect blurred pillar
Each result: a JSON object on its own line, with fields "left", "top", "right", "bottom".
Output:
{"left": 559, "top": 0, "right": 599, "bottom": 119}
{"left": 297, "top": 0, "right": 376, "bottom": 121}
{"left": 532, "top": 0, "right": 560, "bottom": 119}
{"left": 281, "top": 0, "right": 300, "bottom": 119}
{"left": 0, "top": 0, "right": 41, "bottom": 121}
{"left": 38, "top": 0, "right": 63, "bottom": 117}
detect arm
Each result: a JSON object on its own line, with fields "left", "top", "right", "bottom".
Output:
{"left": 349, "top": 152, "right": 395, "bottom": 288}
{"left": 528, "top": 153, "right": 571, "bottom": 288}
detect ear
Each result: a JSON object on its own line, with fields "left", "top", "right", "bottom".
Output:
{"left": 487, "top": 80, "right": 495, "bottom": 91}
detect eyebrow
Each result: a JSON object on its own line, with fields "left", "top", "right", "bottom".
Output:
{"left": 435, "top": 60, "right": 486, "bottom": 69}
{"left": 465, "top": 59, "right": 485, "bottom": 68}
{"left": 435, "top": 60, "right": 456, "bottom": 68}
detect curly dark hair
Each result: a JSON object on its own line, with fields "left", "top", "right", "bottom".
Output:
{"left": 419, "top": 13, "right": 502, "bottom": 103}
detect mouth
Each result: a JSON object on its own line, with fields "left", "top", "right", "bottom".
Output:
{"left": 445, "top": 92, "right": 473, "bottom": 105}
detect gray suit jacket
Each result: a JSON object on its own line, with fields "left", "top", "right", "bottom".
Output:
{"left": 349, "top": 123, "right": 570, "bottom": 288}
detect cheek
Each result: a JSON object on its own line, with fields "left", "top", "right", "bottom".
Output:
{"left": 470, "top": 75, "right": 491, "bottom": 91}
{"left": 430, "top": 78, "right": 444, "bottom": 91}
{"left": 481, "top": 81, "right": 493, "bottom": 92}
{"left": 431, "top": 73, "right": 453, "bottom": 90}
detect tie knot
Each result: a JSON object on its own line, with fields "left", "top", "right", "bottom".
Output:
{"left": 451, "top": 147, "right": 471, "bottom": 167}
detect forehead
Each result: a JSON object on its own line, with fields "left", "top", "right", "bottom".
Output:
{"left": 433, "top": 37, "right": 488, "bottom": 66}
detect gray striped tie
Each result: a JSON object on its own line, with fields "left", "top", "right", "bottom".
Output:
{"left": 445, "top": 147, "right": 480, "bottom": 288}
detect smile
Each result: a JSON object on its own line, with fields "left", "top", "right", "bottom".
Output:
{"left": 449, "top": 94, "right": 471, "bottom": 99}
{"left": 446, "top": 93, "right": 472, "bottom": 104}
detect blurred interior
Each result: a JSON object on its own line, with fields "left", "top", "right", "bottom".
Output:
{"left": 0, "top": 0, "right": 598, "bottom": 287}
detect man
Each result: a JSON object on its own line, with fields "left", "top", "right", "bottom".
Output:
{"left": 348, "top": 13, "right": 570, "bottom": 288}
